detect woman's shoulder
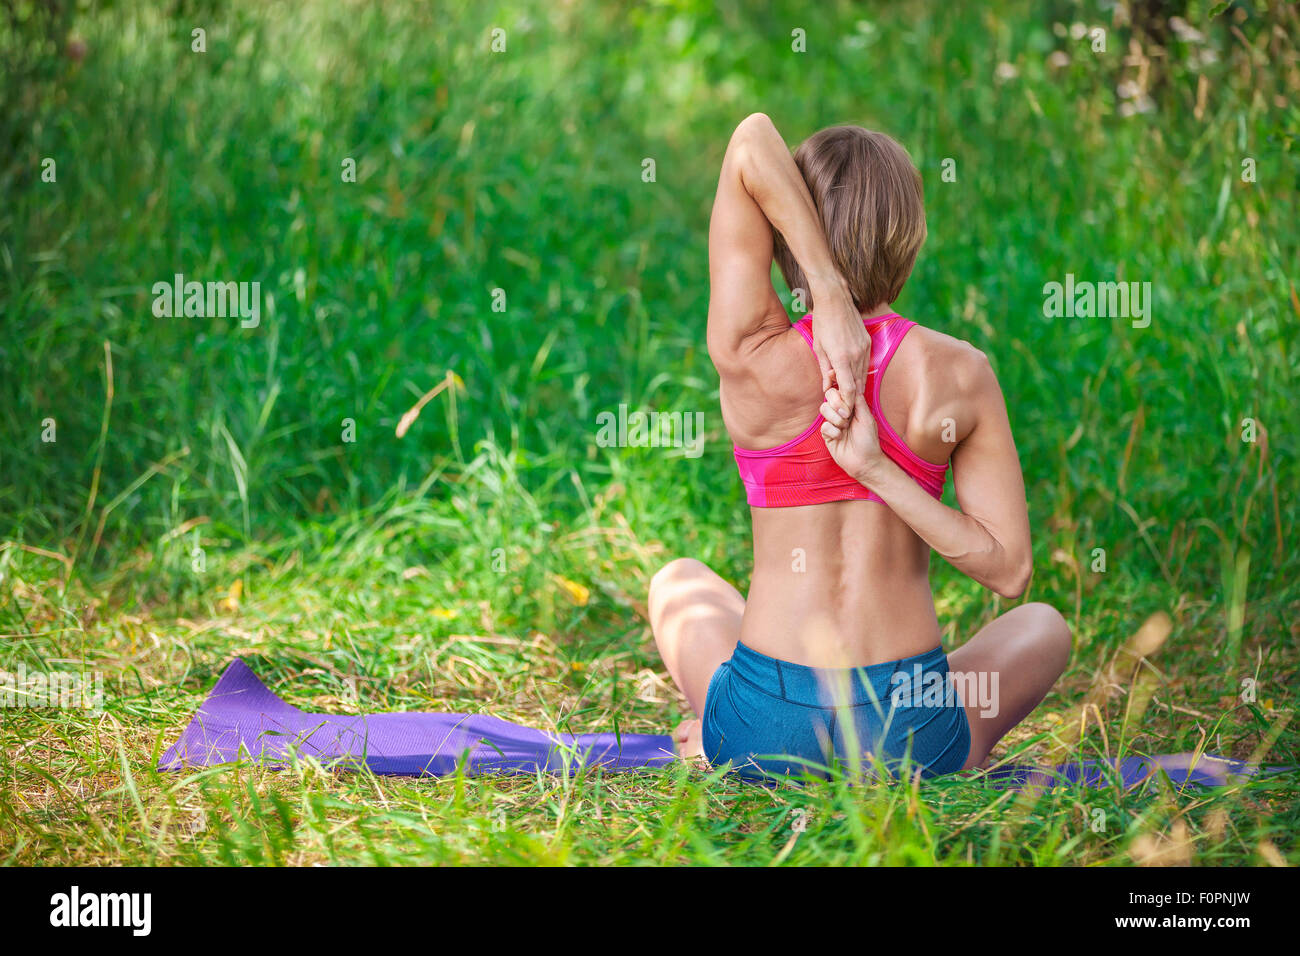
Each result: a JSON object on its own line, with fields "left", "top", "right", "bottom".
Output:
{"left": 885, "top": 321, "right": 1003, "bottom": 451}
{"left": 894, "top": 321, "right": 996, "bottom": 390}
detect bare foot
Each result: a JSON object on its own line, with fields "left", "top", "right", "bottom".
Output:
{"left": 673, "top": 718, "right": 704, "bottom": 759}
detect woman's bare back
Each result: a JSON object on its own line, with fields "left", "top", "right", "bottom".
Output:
{"left": 719, "top": 317, "right": 989, "bottom": 668}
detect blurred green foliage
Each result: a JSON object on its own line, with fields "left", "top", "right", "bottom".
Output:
{"left": 1, "top": 0, "right": 1296, "bottom": 603}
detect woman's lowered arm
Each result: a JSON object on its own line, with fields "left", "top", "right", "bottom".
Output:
{"left": 819, "top": 350, "right": 1033, "bottom": 599}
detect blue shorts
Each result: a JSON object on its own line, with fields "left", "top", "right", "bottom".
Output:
{"left": 701, "top": 640, "right": 972, "bottom": 783}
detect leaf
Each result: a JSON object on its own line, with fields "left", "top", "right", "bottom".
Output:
{"left": 551, "top": 575, "right": 590, "bottom": 607}
{"left": 218, "top": 579, "right": 242, "bottom": 613}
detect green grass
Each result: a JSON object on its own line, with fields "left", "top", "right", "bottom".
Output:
{"left": 0, "top": 0, "right": 1297, "bottom": 865}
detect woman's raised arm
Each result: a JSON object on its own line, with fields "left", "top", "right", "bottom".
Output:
{"left": 706, "top": 113, "right": 868, "bottom": 399}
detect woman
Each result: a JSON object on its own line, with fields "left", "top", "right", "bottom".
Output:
{"left": 648, "top": 113, "right": 1071, "bottom": 781}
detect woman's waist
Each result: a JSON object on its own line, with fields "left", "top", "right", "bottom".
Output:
{"left": 726, "top": 628, "right": 950, "bottom": 707}
{"left": 739, "top": 575, "right": 942, "bottom": 668}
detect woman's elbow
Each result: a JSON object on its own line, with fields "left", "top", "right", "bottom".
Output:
{"left": 729, "top": 113, "right": 775, "bottom": 157}
{"left": 992, "top": 553, "right": 1033, "bottom": 600}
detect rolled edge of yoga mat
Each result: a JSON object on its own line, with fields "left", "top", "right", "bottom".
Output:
{"left": 158, "top": 658, "right": 678, "bottom": 776}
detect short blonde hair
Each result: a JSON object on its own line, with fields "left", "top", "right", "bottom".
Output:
{"left": 773, "top": 125, "right": 927, "bottom": 311}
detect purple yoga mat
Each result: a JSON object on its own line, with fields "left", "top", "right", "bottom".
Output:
{"left": 159, "top": 658, "right": 675, "bottom": 775}
{"left": 159, "top": 659, "right": 1283, "bottom": 790}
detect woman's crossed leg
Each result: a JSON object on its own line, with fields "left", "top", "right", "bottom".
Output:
{"left": 647, "top": 557, "right": 1071, "bottom": 770}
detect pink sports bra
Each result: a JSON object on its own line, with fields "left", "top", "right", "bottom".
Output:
{"left": 732, "top": 313, "right": 949, "bottom": 507}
